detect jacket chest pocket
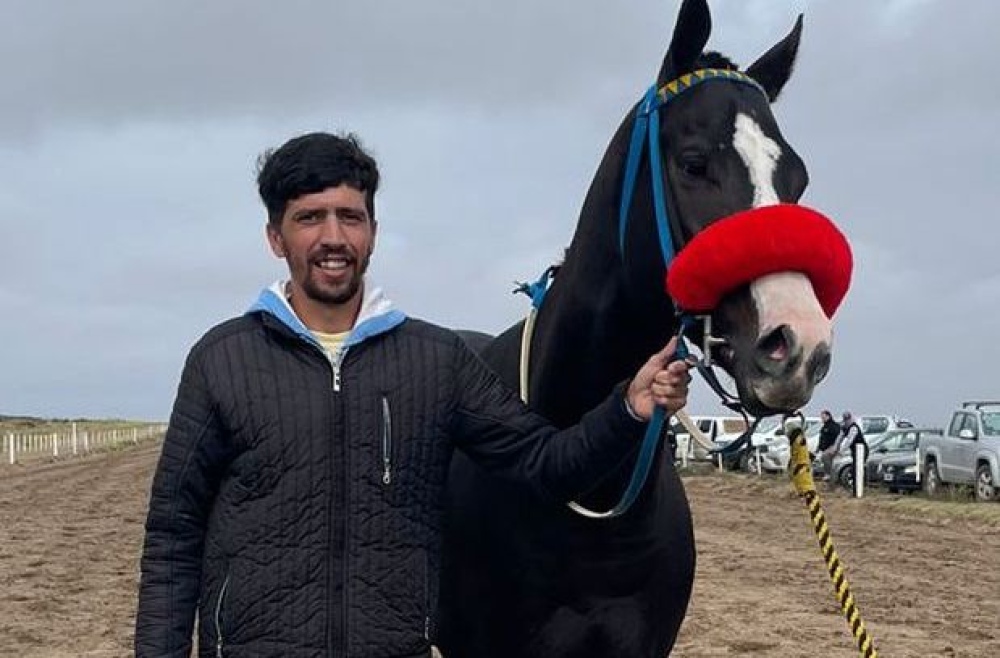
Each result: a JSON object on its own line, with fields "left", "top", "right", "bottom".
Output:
{"left": 372, "top": 393, "right": 444, "bottom": 493}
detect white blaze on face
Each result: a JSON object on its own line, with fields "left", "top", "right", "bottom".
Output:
{"left": 733, "top": 113, "right": 781, "bottom": 208}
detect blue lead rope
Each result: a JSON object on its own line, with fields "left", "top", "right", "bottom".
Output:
{"left": 566, "top": 316, "right": 695, "bottom": 520}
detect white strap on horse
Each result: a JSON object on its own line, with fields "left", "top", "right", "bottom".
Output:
{"left": 520, "top": 306, "right": 653, "bottom": 519}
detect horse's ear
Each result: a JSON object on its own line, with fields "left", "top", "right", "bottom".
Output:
{"left": 745, "top": 14, "right": 803, "bottom": 102}
{"left": 657, "top": 0, "right": 712, "bottom": 85}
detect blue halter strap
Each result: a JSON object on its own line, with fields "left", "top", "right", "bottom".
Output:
{"left": 619, "top": 68, "right": 766, "bottom": 267}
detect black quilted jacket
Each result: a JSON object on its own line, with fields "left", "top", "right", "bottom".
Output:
{"left": 135, "top": 287, "right": 645, "bottom": 657}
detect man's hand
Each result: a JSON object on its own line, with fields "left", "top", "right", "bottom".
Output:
{"left": 626, "top": 337, "right": 693, "bottom": 421}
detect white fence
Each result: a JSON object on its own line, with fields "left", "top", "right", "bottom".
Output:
{"left": 2, "top": 422, "right": 167, "bottom": 465}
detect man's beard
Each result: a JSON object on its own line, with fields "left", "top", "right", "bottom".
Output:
{"left": 302, "top": 251, "right": 370, "bottom": 305}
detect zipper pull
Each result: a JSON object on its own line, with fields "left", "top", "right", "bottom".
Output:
{"left": 382, "top": 465, "right": 392, "bottom": 485}
{"left": 333, "top": 364, "right": 342, "bottom": 392}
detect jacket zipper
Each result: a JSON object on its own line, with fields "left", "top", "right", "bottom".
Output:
{"left": 326, "top": 347, "right": 348, "bottom": 392}
{"left": 320, "top": 343, "right": 349, "bottom": 655}
{"left": 381, "top": 395, "right": 393, "bottom": 485}
{"left": 214, "top": 574, "right": 230, "bottom": 658}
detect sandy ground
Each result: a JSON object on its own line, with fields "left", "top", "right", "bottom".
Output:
{"left": 1, "top": 442, "right": 998, "bottom": 657}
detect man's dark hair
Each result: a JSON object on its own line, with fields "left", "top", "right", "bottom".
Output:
{"left": 256, "top": 132, "right": 380, "bottom": 226}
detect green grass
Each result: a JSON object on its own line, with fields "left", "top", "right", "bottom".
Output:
{"left": 0, "top": 416, "right": 159, "bottom": 436}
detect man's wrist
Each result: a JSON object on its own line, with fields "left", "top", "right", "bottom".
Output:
{"left": 623, "top": 394, "right": 646, "bottom": 423}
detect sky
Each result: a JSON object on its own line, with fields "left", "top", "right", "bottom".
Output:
{"left": 1, "top": 0, "right": 997, "bottom": 427}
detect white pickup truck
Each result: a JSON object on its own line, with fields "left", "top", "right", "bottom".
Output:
{"left": 920, "top": 401, "right": 1000, "bottom": 502}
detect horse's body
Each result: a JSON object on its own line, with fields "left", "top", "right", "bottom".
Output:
{"left": 439, "top": 1, "right": 827, "bottom": 655}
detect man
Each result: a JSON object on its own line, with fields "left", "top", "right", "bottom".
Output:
{"left": 835, "top": 411, "right": 868, "bottom": 488}
{"left": 817, "top": 409, "right": 841, "bottom": 481}
{"left": 135, "top": 132, "right": 692, "bottom": 658}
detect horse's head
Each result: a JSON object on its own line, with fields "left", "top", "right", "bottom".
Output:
{"left": 620, "top": 0, "right": 837, "bottom": 417}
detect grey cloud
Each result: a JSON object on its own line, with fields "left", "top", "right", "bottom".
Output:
{"left": 2, "top": 0, "right": 997, "bottom": 428}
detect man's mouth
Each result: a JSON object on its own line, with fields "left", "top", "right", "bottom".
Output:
{"left": 315, "top": 255, "right": 352, "bottom": 272}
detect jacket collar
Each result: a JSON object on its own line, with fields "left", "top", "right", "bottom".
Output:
{"left": 247, "top": 279, "right": 407, "bottom": 350}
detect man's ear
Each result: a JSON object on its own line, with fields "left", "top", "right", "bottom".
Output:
{"left": 266, "top": 223, "right": 286, "bottom": 258}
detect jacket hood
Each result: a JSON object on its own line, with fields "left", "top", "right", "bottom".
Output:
{"left": 247, "top": 279, "right": 407, "bottom": 349}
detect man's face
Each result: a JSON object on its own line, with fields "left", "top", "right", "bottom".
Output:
{"left": 266, "top": 184, "right": 376, "bottom": 307}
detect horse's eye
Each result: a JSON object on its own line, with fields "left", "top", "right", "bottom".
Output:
{"left": 680, "top": 156, "right": 708, "bottom": 178}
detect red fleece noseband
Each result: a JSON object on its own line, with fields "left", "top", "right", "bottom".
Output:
{"left": 665, "top": 204, "right": 853, "bottom": 317}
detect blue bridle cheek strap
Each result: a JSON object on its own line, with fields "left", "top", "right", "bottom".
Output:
{"left": 618, "top": 86, "right": 658, "bottom": 256}
{"left": 647, "top": 104, "right": 675, "bottom": 267}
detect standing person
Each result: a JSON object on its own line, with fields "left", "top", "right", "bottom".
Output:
{"left": 818, "top": 409, "right": 841, "bottom": 481}
{"left": 838, "top": 411, "right": 868, "bottom": 487}
{"left": 134, "top": 131, "right": 693, "bottom": 658}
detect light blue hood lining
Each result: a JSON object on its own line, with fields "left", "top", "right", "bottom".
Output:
{"left": 247, "top": 280, "right": 407, "bottom": 350}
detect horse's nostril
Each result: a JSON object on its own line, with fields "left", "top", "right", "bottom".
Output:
{"left": 809, "top": 344, "right": 832, "bottom": 384}
{"left": 753, "top": 325, "right": 802, "bottom": 377}
{"left": 756, "top": 325, "right": 794, "bottom": 362}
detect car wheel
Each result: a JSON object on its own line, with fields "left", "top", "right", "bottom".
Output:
{"left": 838, "top": 465, "right": 854, "bottom": 489}
{"left": 740, "top": 450, "right": 761, "bottom": 475}
{"left": 923, "top": 461, "right": 941, "bottom": 498}
{"left": 974, "top": 464, "right": 997, "bottom": 502}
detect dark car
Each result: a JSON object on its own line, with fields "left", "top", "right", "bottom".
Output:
{"left": 878, "top": 452, "right": 922, "bottom": 493}
{"left": 834, "top": 427, "right": 942, "bottom": 490}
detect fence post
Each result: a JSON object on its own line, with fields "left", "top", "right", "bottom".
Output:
{"left": 133, "top": 426, "right": 139, "bottom": 445}
{"left": 83, "top": 430, "right": 90, "bottom": 453}
{"left": 72, "top": 422, "right": 78, "bottom": 456}
{"left": 52, "top": 432, "right": 59, "bottom": 458}
{"left": 853, "top": 443, "right": 865, "bottom": 498}
{"left": 6, "top": 433, "right": 13, "bottom": 465}
{"left": 755, "top": 447, "right": 762, "bottom": 476}
{"left": 915, "top": 447, "right": 921, "bottom": 484}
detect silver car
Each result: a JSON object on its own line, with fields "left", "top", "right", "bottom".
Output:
{"left": 831, "top": 427, "right": 941, "bottom": 489}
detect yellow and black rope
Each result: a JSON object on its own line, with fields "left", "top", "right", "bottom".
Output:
{"left": 786, "top": 421, "right": 880, "bottom": 658}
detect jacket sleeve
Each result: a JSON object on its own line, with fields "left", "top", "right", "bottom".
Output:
{"left": 447, "top": 339, "right": 647, "bottom": 502}
{"left": 135, "top": 349, "right": 229, "bottom": 658}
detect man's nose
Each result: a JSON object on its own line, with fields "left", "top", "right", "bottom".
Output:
{"left": 318, "top": 217, "right": 348, "bottom": 244}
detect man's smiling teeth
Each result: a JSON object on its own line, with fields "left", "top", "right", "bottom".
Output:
{"left": 317, "top": 257, "right": 349, "bottom": 271}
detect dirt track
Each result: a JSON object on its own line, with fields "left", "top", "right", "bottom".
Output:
{"left": 1, "top": 442, "right": 998, "bottom": 657}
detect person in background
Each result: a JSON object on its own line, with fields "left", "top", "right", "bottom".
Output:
{"left": 837, "top": 411, "right": 868, "bottom": 486}
{"left": 133, "top": 131, "right": 693, "bottom": 658}
{"left": 817, "top": 409, "right": 841, "bottom": 481}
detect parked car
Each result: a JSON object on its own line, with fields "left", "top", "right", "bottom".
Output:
{"left": 674, "top": 415, "right": 748, "bottom": 462}
{"left": 879, "top": 452, "right": 923, "bottom": 494}
{"left": 744, "top": 416, "right": 822, "bottom": 473}
{"left": 920, "top": 401, "right": 1000, "bottom": 502}
{"left": 831, "top": 427, "right": 940, "bottom": 490}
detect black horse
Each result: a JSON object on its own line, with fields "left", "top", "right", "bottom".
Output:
{"left": 439, "top": 1, "right": 830, "bottom": 655}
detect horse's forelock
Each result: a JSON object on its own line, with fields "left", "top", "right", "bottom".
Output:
{"left": 696, "top": 51, "right": 739, "bottom": 72}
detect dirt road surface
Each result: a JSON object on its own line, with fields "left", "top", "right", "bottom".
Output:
{"left": 2, "top": 442, "right": 997, "bottom": 657}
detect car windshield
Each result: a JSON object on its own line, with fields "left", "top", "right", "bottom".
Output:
{"left": 754, "top": 417, "right": 781, "bottom": 434}
{"left": 982, "top": 412, "right": 1000, "bottom": 436}
{"left": 862, "top": 417, "right": 890, "bottom": 434}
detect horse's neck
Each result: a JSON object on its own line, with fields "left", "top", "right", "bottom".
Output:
{"left": 526, "top": 172, "right": 675, "bottom": 427}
